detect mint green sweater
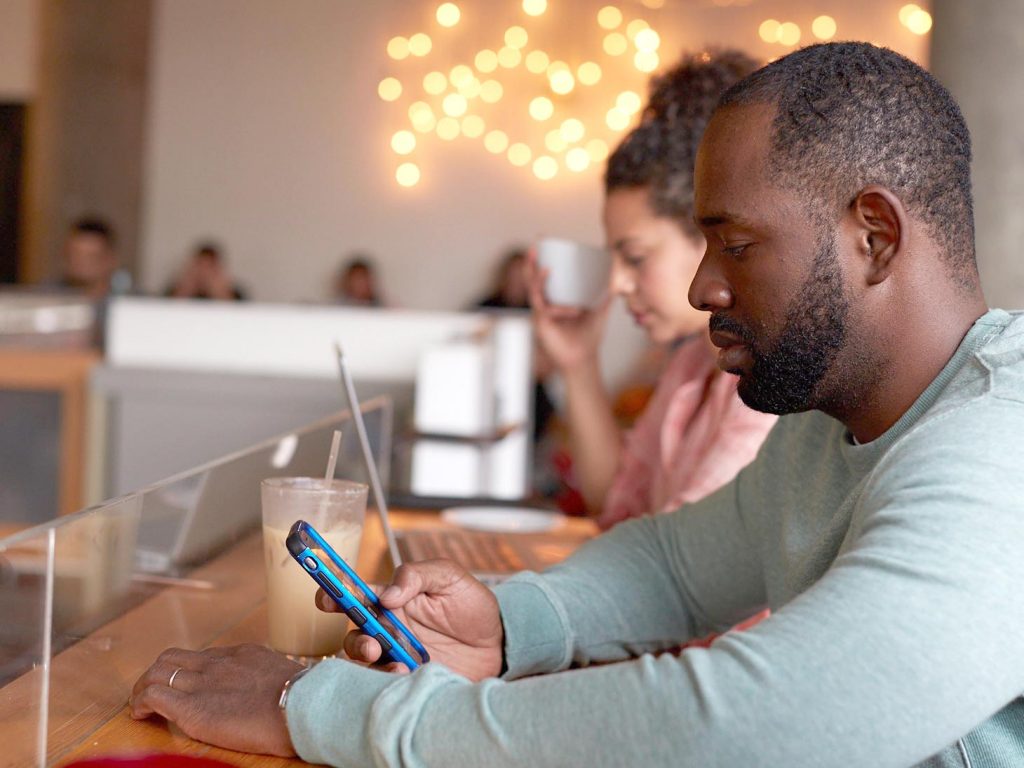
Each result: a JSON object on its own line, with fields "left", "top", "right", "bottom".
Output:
{"left": 288, "top": 309, "right": 1024, "bottom": 768}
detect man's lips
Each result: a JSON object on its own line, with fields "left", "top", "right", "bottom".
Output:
{"left": 709, "top": 329, "right": 751, "bottom": 371}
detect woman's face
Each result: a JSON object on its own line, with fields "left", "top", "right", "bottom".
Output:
{"left": 603, "top": 186, "right": 707, "bottom": 344}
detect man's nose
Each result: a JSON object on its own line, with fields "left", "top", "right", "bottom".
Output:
{"left": 688, "top": 253, "right": 733, "bottom": 312}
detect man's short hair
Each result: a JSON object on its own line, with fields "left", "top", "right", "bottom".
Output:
{"left": 70, "top": 217, "right": 116, "bottom": 248}
{"left": 718, "top": 42, "right": 975, "bottom": 279}
{"left": 605, "top": 49, "right": 758, "bottom": 239}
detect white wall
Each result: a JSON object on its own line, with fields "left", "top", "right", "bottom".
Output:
{"left": 140, "top": 0, "right": 928, "bottom": 383}
{"left": 0, "top": 0, "right": 40, "bottom": 99}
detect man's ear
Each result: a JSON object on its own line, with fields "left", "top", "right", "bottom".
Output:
{"left": 849, "top": 185, "right": 907, "bottom": 286}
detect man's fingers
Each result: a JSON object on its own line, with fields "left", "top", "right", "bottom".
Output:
{"left": 130, "top": 684, "right": 190, "bottom": 721}
{"left": 343, "top": 630, "right": 382, "bottom": 663}
{"left": 315, "top": 587, "right": 342, "bottom": 613}
{"left": 378, "top": 661, "right": 411, "bottom": 675}
{"left": 131, "top": 660, "right": 199, "bottom": 699}
{"left": 379, "top": 559, "right": 466, "bottom": 607}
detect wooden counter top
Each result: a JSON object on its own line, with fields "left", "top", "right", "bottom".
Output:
{"left": 0, "top": 508, "right": 595, "bottom": 767}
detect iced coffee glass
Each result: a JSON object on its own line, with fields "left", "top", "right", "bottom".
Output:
{"left": 261, "top": 477, "right": 368, "bottom": 658}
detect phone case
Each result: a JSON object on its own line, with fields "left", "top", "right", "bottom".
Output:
{"left": 286, "top": 520, "right": 430, "bottom": 669}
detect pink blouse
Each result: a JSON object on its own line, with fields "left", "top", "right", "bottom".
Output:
{"left": 599, "top": 338, "right": 778, "bottom": 530}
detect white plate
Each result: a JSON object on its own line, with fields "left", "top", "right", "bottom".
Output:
{"left": 441, "top": 506, "right": 566, "bottom": 533}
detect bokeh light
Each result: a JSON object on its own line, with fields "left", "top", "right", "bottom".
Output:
{"left": 505, "top": 26, "right": 529, "bottom": 49}
{"left": 606, "top": 107, "right": 630, "bottom": 131}
{"left": 480, "top": 79, "right": 504, "bottom": 103}
{"left": 522, "top": 0, "right": 547, "bottom": 16}
{"left": 616, "top": 90, "right": 642, "bottom": 114}
{"left": 529, "top": 96, "right": 555, "bottom": 121}
{"left": 436, "top": 3, "right": 460, "bottom": 27}
{"left": 550, "top": 69, "right": 575, "bottom": 95}
{"left": 442, "top": 93, "right": 469, "bottom": 117}
{"left": 560, "top": 118, "right": 585, "bottom": 143}
{"left": 566, "top": 147, "right": 591, "bottom": 172}
{"left": 408, "top": 33, "right": 432, "bottom": 56}
{"left": 777, "top": 22, "right": 801, "bottom": 47}
{"left": 812, "top": 15, "right": 837, "bottom": 40}
{"left": 462, "top": 115, "right": 485, "bottom": 138}
{"left": 603, "top": 32, "right": 628, "bottom": 56}
{"left": 758, "top": 19, "right": 781, "bottom": 43}
{"left": 586, "top": 138, "right": 609, "bottom": 163}
{"left": 634, "top": 28, "right": 660, "bottom": 51}
{"left": 484, "top": 130, "right": 509, "bottom": 153}
{"left": 378, "top": 77, "right": 402, "bottom": 101}
{"left": 436, "top": 116, "right": 461, "bottom": 140}
{"left": 423, "top": 71, "right": 447, "bottom": 95}
{"left": 626, "top": 19, "right": 650, "bottom": 39}
{"left": 387, "top": 36, "right": 410, "bottom": 60}
{"left": 526, "top": 50, "right": 550, "bottom": 74}
{"left": 391, "top": 130, "right": 416, "bottom": 155}
{"left": 597, "top": 6, "right": 623, "bottom": 29}
{"left": 898, "top": 3, "right": 920, "bottom": 26}
{"left": 508, "top": 142, "right": 532, "bottom": 166}
{"left": 475, "top": 49, "right": 498, "bottom": 73}
{"left": 577, "top": 61, "right": 602, "bottom": 86}
{"left": 450, "top": 64, "right": 474, "bottom": 88}
{"left": 409, "top": 101, "right": 436, "bottom": 132}
{"left": 545, "top": 130, "right": 568, "bottom": 153}
{"left": 533, "top": 155, "right": 558, "bottom": 180}
{"left": 396, "top": 163, "right": 420, "bottom": 187}
{"left": 905, "top": 7, "right": 932, "bottom": 34}
{"left": 634, "top": 50, "right": 659, "bottom": 72}
{"left": 498, "top": 46, "right": 523, "bottom": 68}
{"left": 458, "top": 77, "right": 482, "bottom": 99}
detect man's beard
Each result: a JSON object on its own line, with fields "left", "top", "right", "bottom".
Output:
{"left": 710, "top": 234, "right": 850, "bottom": 415}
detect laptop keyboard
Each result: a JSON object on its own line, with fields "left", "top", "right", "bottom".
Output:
{"left": 397, "top": 529, "right": 526, "bottom": 574}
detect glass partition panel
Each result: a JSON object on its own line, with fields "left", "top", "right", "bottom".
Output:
{"left": 0, "top": 397, "right": 388, "bottom": 766}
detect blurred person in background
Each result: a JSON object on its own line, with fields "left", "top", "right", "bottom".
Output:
{"left": 60, "top": 217, "right": 129, "bottom": 299}
{"left": 475, "top": 247, "right": 530, "bottom": 309}
{"left": 530, "top": 50, "right": 777, "bottom": 530}
{"left": 334, "top": 255, "right": 384, "bottom": 307}
{"left": 165, "top": 242, "right": 247, "bottom": 301}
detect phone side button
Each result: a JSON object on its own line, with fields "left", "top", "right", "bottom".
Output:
{"left": 346, "top": 606, "right": 368, "bottom": 627}
{"left": 374, "top": 633, "right": 393, "bottom": 654}
{"left": 303, "top": 556, "right": 318, "bottom": 571}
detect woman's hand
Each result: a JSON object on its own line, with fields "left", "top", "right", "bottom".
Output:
{"left": 527, "top": 250, "right": 612, "bottom": 373}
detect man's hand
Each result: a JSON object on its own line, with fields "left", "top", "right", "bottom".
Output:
{"left": 319, "top": 559, "right": 504, "bottom": 682}
{"left": 130, "top": 644, "right": 303, "bottom": 757}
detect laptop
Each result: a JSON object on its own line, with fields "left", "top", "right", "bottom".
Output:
{"left": 134, "top": 403, "right": 390, "bottom": 575}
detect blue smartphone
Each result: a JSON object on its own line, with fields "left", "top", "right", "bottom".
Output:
{"left": 286, "top": 520, "right": 429, "bottom": 669}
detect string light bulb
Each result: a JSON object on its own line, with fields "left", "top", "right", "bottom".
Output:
{"left": 462, "top": 115, "right": 485, "bottom": 138}
{"left": 529, "top": 96, "right": 555, "bottom": 121}
{"left": 498, "top": 46, "right": 523, "bottom": 68}
{"left": 545, "top": 130, "right": 568, "bottom": 153}
{"left": 408, "top": 33, "right": 432, "bottom": 56}
{"left": 586, "top": 138, "right": 609, "bottom": 163}
{"left": 480, "top": 80, "right": 504, "bottom": 103}
{"left": 423, "top": 71, "right": 447, "bottom": 95}
{"left": 626, "top": 19, "right": 650, "bottom": 40}
{"left": 606, "top": 107, "right": 630, "bottom": 131}
{"left": 811, "top": 15, "right": 837, "bottom": 40}
{"left": 634, "top": 28, "right": 660, "bottom": 51}
{"left": 526, "top": 50, "right": 550, "bottom": 74}
{"left": 436, "top": 116, "right": 461, "bottom": 140}
{"left": 391, "top": 130, "right": 416, "bottom": 155}
{"left": 577, "top": 61, "right": 602, "bottom": 86}
{"left": 396, "top": 163, "right": 420, "bottom": 187}
{"left": 566, "top": 147, "right": 591, "bottom": 172}
{"left": 378, "top": 78, "right": 402, "bottom": 101}
{"left": 597, "top": 6, "right": 623, "bottom": 30}
{"left": 634, "top": 50, "right": 659, "bottom": 72}
{"left": 522, "top": 0, "right": 547, "bottom": 16}
{"left": 550, "top": 69, "right": 575, "bottom": 95}
{"left": 616, "top": 90, "right": 642, "bottom": 114}
{"left": 475, "top": 49, "right": 498, "bottom": 73}
{"left": 387, "top": 36, "right": 410, "bottom": 60}
{"left": 533, "top": 155, "right": 558, "bottom": 180}
{"left": 603, "top": 32, "right": 628, "bottom": 56}
{"left": 508, "top": 142, "right": 532, "bottom": 166}
{"left": 758, "top": 19, "right": 781, "bottom": 43}
{"left": 777, "top": 22, "right": 800, "bottom": 46}
{"left": 560, "top": 118, "right": 585, "bottom": 143}
{"left": 505, "top": 26, "right": 529, "bottom": 49}
{"left": 436, "top": 3, "right": 461, "bottom": 27}
{"left": 484, "top": 130, "right": 510, "bottom": 153}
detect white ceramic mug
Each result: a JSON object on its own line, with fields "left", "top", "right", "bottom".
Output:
{"left": 535, "top": 237, "right": 611, "bottom": 308}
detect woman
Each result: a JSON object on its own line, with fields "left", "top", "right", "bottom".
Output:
{"left": 530, "top": 50, "right": 777, "bottom": 530}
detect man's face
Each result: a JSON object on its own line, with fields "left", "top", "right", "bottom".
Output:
{"left": 691, "top": 104, "right": 852, "bottom": 415}
{"left": 64, "top": 232, "right": 115, "bottom": 285}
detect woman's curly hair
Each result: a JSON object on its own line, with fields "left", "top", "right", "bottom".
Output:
{"left": 605, "top": 50, "right": 759, "bottom": 237}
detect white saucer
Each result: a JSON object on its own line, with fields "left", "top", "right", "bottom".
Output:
{"left": 440, "top": 506, "right": 566, "bottom": 533}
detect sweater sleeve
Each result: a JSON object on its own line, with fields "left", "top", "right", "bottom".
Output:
{"left": 287, "top": 400, "right": 1024, "bottom": 768}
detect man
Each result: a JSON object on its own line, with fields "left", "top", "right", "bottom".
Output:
{"left": 131, "top": 43, "right": 1024, "bottom": 766}
{"left": 165, "top": 242, "right": 247, "bottom": 300}
{"left": 60, "top": 217, "right": 122, "bottom": 298}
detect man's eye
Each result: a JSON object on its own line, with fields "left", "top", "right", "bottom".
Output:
{"left": 622, "top": 254, "right": 645, "bottom": 267}
{"left": 723, "top": 243, "right": 750, "bottom": 258}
